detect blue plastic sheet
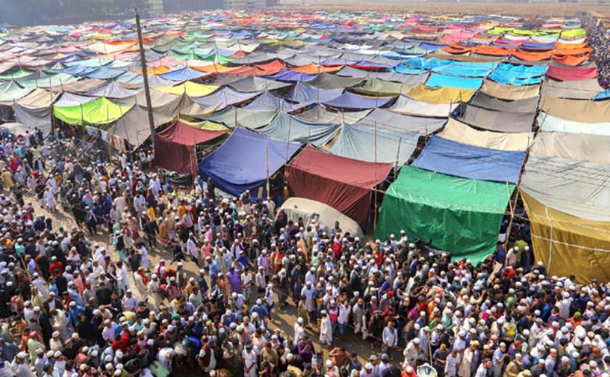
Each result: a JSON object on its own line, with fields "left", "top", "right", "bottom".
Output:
{"left": 265, "top": 70, "right": 319, "bottom": 82}
{"left": 198, "top": 127, "right": 301, "bottom": 197}
{"left": 412, "top": 135, "right": 526, "bottom": 183}
{"left": 160, "top": 67, "right": 210, "bottom": 81}
{"left": 322, "top": 92, "right": 394, "bottom": 109}
{"left": 425, "top": 73, "right": 483, "bottom": 90}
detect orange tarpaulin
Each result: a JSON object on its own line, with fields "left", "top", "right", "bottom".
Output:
{"left": 553, "top": 47, "right": 592, "bottom": 56}
{"left": 255, "top": 60, "right": 286, "bottom": 75}
{"left": 471, "top": 45, "right": 512, "bottom": 56}
{"left": 511, "top": 49, "right": 553, "bottom": 61}
{"left": 192, "top": 64, "right": 247, "bottom": 74}
{"left": 551, "top": 54, "right": 591, "bottom": 66}
{"left": 444, "top": 43, "right": 473, "bottom": 54}
{"left": 555, "top": 41, "right": 587, "bottom": 50}
{"left": 292, "top": 63, "right": 343, "bottom": 74}
{"left": 131, "top": 65, "right": 171, "bottom": 75}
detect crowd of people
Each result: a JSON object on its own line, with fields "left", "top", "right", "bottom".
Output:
{"left": 583, "top": 13, "right": 610, "bottom": 89}
{"left": 0, "top": 23, "right": 609, "bottom": 376}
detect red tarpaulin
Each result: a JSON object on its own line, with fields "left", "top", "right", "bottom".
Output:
{"left": 154, "top": 121, "right": 227, "bottom": 174}
{"left": 287, "top": 145, "right": 393, "bottom": 229}
{"left": 546, "top": 65, "right": 598, "bottom": 81}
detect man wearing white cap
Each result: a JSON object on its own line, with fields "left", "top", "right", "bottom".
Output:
{"left": 319, "top": 310, "right": 332, "bottom": 346}
{"left": 294, "top": 317, "right": 306, "bottom": 344}
{"left": 404, "top": 337, "right": 420, "bottom": 367}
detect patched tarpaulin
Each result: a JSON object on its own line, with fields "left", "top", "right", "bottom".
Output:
{"left": 288, "top": 145, "right": 392, "bottom": 229}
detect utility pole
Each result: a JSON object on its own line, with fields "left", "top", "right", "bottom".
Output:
{"left": 135, "top": 8, "right": 156, "bottom": 149}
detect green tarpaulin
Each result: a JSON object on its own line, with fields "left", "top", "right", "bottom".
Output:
{"left": 54, "top": 97, "right": 133, "bottom": 126}
{"left": 375, "top": 166, "right": 512, "bottom": 263}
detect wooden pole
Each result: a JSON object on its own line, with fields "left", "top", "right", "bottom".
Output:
{"left": 373, "top": 121, "right": 378, "bottom": 229}
{"left": 266, "top": 145, "right": 270, "bottom": 200}
{"left": 135, "top": 9, "right": 156, "bottom": 149}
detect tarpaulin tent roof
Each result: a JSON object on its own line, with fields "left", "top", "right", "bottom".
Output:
{"left": 469, "top": 92, "right": 539, "bottom": 114}
{"left": 197, "top": 107, "right": 277, "bottom": 129}
{"left": 228, "top": 76, "right": 292, "bottom": 93}
{"left": 242, "top": 91, "right": 299, "bottom": 112}
{"left": 191, "top": 87, "right": 260, "bottom": 112}
{"left": 266, "top": 70, "right": 318, "bottom": 82}
{"left": 432, "top": 61, "right": 497, "bottom": 77}
{"left": 322, "top": 92, "right": 394, "bottom": 110}
{"left": 54, "top": 97, "right": 133, "bottom": 126}
{"left": 356, "top": 108, "right": 446, "bottom": 136}
{"left": 279, "top": 197, "right": 364, "bottom": 240}
{"left": 376, "top": 165, "right": 512, "bottom": 263}
{"left": 159, "top": 67, "right": 211, "bottom": 81}
{"left": 287, "top": 145, "right": 392, "bottom": 229}
{"left": 154, "top": 121, "right": 228, "bottom": 174}
{"left": 413, "top": 135, "right": 525, "bottom": 183}
{"left": 154, "top": 82, "right": 219, "bottom": 97}
{"left": 256, "top": 113, "right": 339, "bottom": 147}
{"left": 84, "top": 81, "right": 141, "bottom": 99}
{"left": 538, "top": 112, "right": 610, "bottom": 136}
{"left": 521, "top": 153, "right": 610, "bottom": 223}
{"left": 107, "top": 107, "right": 174, "bottom": 149}
{"left": 305, "top": 73, "right": 364, "bottom": 90}
{"left": 425, "top": 73, "right": 483, "bottom": 90}
{"left": 480, "top": 79, "right": 540, "bottom": 100}
{"left": 288, "top": 82, "right": 343, "bottom": 105}
{"left": 198, "top": 127, "right": 301, "bottom": 197}
{"left": 531, "top": 132, "right": 610, "bottom": 163}
{"left": 0, "top": 81, "right": 34, "bottom": 104}
{"left": 539, "top": 96, "right": 610, "bottom": 123}
{"left": 328, "top": 123, "right": 419, "bottom": 165}
{"left": 546, "top": 65, "right": 598, "bottom": 81}
{"left": 407, "top": 84, "right": 475, "bottom": 104}
{"left": 521, "top": 191, "right": 610, "bottom": 284}
{"left": 117, "top": 73, "right": 176, "bottom": 88}
{"left": 439, "top": 118, "right": 533, "bottom": 151}
{"left": 351, "top": 77, "right": 417, "bottom": 96}
{"left": 456, "top": 104, "right": 535, "bottom": 133}
{"left": 391, "top": 95, "right": 456, "bottom": 117}
{"left": 541, "top": 78, "right": 603, "bottom": 100}
{"left": 294, "top": 106, "right": 369, "bottom": 125}
{"left": 337, "top": 66, "right": 428, "bottom": 85}
{"left": 14, "top": 88, "right": 59, "bottom": 137}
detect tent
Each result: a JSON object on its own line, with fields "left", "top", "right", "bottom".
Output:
{"left": 288, "top": 82, "right": 343, "bottom": 105}
{"left": 455, "top": 104, "right": 535, "bottom": 133}
{"left": 412, "top": 135, "right": 526, "bottom": 183}
{"left": 287, "top": 145, "right": 392, "bottom": 229}
{"left": 376, "top": 166, "right": 512, "bottom": 263}
{"left": 328, "top": 123, "right": 419, "bottom": 165}
{"left": 407, "top": 84, "right": 476, "bottom": 103}
{"left": 479, "top": 79, "right": 540, "bottom": 100}
{"left": 14, "top": 88, "right": 59, "bottom": 136}
{"left": 390, "top": 95, "right": 456, "bottom": 117}
{"left": 54, "top": 97, "right": 133, "bottom": 126}
{"left": 469, "top": 92, "right": 539, "bottom": 114}
{"left": 322, "top": 92, "right": 394, "bottom": 110}
{"left": 537, "top": 112, "right": 610, "bottom": 136}
{"left": 356, "top": 108, "right": 446, "bottom": 136}
{"left": 106, "top": 107, "right": 174, "bottom": 150}
{"left": 154, "top": 121, "right": 228, "bottom": 174}
{"left": 439, "top": 118, "right": 534, "bottom": 151}
{"left": 522, "top": 191, "right": 610, "bottom": 283}
{"left": 256, "top": 113, "right": 339, "bottom": 147}
{"left": 530, "top": 132, "right": 610, "bottom": 164}
{"left": 191, "top": 87, "right": 260, "bottom": 112}
{"left": 279, "top": 197, "right": 364, "bottom": 240}
{"left": 198, "top": 127, "right": 301, "bottom": 197}
{"left": 425, "top": 73, "right": 483, "bottom": 90}
{"left": 539, "top": 96, "right": 610, "bottom": 123}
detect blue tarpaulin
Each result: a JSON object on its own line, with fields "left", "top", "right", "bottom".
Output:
{"left": 266, "top": 70, "right": 318, "bottom": 82}
{"left": 401, "top": 57, "right": 452, "bottom": 70}
{"left": 425, "top": 73, "right": 483, "bottom": 90}
{"left": 412, "top": 135, "right": 526, "bottom": 183}
{"left": 160, "top": 67, "right": 211, "bottom": 81}
{"left": 198, "top": 127, "right": 301, "bottom": 197}
{"left": 593, "top": 89, "right": 610, "bottom": 100}
{"left": 322, "top": 92, "right": 394, "bottom": 109}
{"left": 433, "top": 62, "right": 498, "bottom": 77}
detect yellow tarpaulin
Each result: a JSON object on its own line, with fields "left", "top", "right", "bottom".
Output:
{"left": 522, "top": 191, "right": 610, "bottom": 283}
{"left": 406, "top": 84, "right": 475, "bottom": 104}
{"left": 154, "top": 82, "right": 219, "bottom": 97}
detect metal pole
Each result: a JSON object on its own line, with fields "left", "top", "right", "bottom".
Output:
{"left": 135, "top": 8, "right": 156, "bottom": 149}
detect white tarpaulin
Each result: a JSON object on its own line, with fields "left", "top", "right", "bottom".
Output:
{"left": 531, "top": 132, "right": 610, "bottom": 164}
{"left": 279, "top": 197, "right": 364, "bottom": 240}
{"left": 538, "top": 112, "right": 610, "bottom": 136}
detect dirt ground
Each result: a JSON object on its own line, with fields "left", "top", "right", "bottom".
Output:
{"left": 26, "top": 192, "right": 382, "bottom": 366}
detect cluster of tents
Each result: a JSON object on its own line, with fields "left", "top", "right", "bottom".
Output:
{"left": 0, "top": 11, "right": 609, "bottom": 282}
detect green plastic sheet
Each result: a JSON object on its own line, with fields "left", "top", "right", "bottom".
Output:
{"left": 54, "top": 97, "right": 133, "bottom": 126}
{"left": 375, "top": 166, "right": 513, "bottom": 263}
